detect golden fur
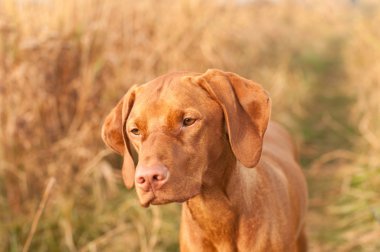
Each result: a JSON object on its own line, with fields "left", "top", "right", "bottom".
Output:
{"left": 102, "top": 69, "right": 308, "bottom": 251}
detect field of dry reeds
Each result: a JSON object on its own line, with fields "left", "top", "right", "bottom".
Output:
{"left": 0, "top": 0, "right": 379, "bottom": 251}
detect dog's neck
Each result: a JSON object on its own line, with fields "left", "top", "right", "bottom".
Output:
{"left": 184, "top": 142, "right": 240, "bottom": 251}
{"left": 203, "top": 141, "right": 236, "bottom": 190}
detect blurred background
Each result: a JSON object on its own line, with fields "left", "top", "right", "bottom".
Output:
{"left": 0, "top": 0, "right": 379, "bottom": 251}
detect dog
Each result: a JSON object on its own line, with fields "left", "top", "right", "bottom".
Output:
{"left": 101, "top": 69, "right": 308, "bottom": 251}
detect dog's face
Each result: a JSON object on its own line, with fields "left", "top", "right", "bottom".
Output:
{"left": 102, "top": 70, "right": 271, "bottom": 207}
{"left": 126, "top": 73, "right": 225, "bottom": 206}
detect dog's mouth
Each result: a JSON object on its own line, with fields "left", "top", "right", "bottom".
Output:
{"left": 138, "top": 190, "right": 200, "bottom": 208}
{"left": 139, "top": 192, "right": 155, "bottom": 208}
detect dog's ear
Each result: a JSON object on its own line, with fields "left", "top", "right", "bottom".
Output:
{"left": 193, "top": 69, "right": 271, "bottom": 168}
{"left": 101, "top": 85, "right": 137, "bottom": 188}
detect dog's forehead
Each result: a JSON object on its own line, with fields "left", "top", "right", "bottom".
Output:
{"left": 133, "top": 72, "right": 206, "bottom": 109}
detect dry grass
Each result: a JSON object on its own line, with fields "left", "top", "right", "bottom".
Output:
{"left": 0, "top": 0, "right": 379, "bottom": 251}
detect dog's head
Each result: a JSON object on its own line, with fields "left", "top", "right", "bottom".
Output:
{"left": 102, "top": 69, "right": 271, "bottom": 207}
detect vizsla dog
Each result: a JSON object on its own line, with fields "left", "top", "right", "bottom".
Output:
{"left": 102, "top": 69, "right": 308, "bottom": 252}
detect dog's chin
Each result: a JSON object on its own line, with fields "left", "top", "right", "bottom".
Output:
{"left": 138, "top": 191, "right": 200, "bottom": 208}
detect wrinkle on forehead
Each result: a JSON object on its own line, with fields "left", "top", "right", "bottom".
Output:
{"left": 134, "top": 72, "right": 207, "bottom": 109}
{"left": 140, "top": 71, "right": 196, "bottom": 93}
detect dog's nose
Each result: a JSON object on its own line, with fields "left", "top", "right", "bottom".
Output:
{"left": 135, "top": 164, "right": 169, "bottom": 191}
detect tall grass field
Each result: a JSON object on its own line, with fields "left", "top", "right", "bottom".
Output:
{"left": 0, "top": 0, "right": 379, "bottom": 251}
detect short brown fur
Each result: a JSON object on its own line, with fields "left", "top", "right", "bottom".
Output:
{"left": 102, "top": 69, "right": 308, "bottom": 252}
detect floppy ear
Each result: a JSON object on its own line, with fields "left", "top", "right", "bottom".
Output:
{"left": 101, "top": 85, "right": 137, "bottom": 188}
{"left": 193, "top": 69, "right": 271, "bottom": 168}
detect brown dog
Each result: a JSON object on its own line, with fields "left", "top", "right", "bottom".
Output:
{"left": 102, "top": 69, "right": 308, "bottom": 252}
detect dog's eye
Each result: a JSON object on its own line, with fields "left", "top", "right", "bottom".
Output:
{"left": 183, "top": 118, "right": 196, "bottom": 127}
{"left": 130, "top": 128, "right": 140, "bottom": 135}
